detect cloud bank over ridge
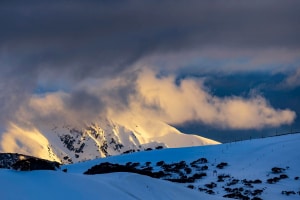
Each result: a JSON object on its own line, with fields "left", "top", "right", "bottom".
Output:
{"left": 13, "top": 70, "right": 296, "bottom": 131}
{"left": 0, "top": 0, "right": 299, "bottom": 137}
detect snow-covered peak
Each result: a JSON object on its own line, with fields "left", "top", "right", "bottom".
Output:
{"left": 0, "top": 116, "right": 219, "bottom": 164}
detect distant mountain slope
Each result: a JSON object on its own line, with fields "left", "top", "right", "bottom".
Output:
{"left": 0, "top": 116, "right": 219, "bottom": 164}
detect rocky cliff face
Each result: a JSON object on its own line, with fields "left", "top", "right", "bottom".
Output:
{"left": 49, "top": 121, "right": 166, "bottom": 164}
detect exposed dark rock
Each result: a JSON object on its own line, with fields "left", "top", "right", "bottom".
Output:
{"left": 156, "top": 161, "right": 165, "bottom": 166}
{"left": 75, "top": 143, "right": 85, "bottom": 153}
{"left": 281, "top": 191, "right": 296, "bottom": 196}
{"left": 227, "top": 179, "right": 239, "bottom": 186}
{"left": 100, "top": 141, "right": 108, "bottom": 156}
{"left": 184, "top": 167, "right": 192, "bottom": 174}
{"left": 206, "top": 189, "right": 215, "bottom": 195}
{"left": 12, "top": 158, "right": 60, "bottom": 171}
{"left": 122, "top": 149, "right": 136, "bottom": 154}
{"left": 251, "top": 197, "right": 263, "bottom": 200}
{"left": 218, "top": 174, "right": 231, "bottom": 182}
{"left": 84, "top": 162, "right": 167, "bottom": 178}
{"left": 0, "top": 153, "right": 60, "bottom": 171}
{"left": 59, "top": 134, "right": 76, "bottom": 151}
{"left": 267, "top": 177, "right": 280, "bottom": 184}
{"left": 205, "top": 182, "right": 217, "bottom": 189}
{"left": 216, "top": 162, "right": 228, "bottom": 169}
{"left": 252, "top": 189, "right": 263, "bottom": 196}
{"left": 279, "top": 174, "right": 288, "bottom": 179}
{"left": 190, "top": 158, "right": 208, "bottom": 165}
{"left": 271, "top": 167, "right": 285, "bottom": 174}
{"left": 192, "top": 172, "right": 207, "bottom": 179}
{"left": 223, "top": 192, "right": 250, "bottom": 200}
{"left": 187, "top": 185, "right": 194, "bottom": 189}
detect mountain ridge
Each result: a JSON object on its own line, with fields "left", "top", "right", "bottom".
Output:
{"left": 0, "top": 116, "right": 220, "bottom": 164}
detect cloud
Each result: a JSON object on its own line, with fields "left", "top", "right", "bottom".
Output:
{"left": 12, "top": 69, "right": 296, "bottom": 131}
{"left": 136, "top": 48, "right": 300, "bottom": 76}
{"left": 0, "top": 0, "right": 299, "bottom": 131}
{"left": 0, "top": 123, "right": 59, "bottom": 161}
{"left": 134, "top": 70, "right": 296, "bottom": 129}
{"left": 2, "top": 0, "right": 300, "bottom": 50}
{"left": 14, "top": 71, "right": 138, "bottom": 128}
{"left": 1, "top": 0, "right": 300, "bottom": 79}
{"left": 280, "top": 68, "right": 300, "bottom": 89}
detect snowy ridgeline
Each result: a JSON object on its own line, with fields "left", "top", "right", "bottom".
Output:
{"left": 1, "top": 133, "right": 300, "bottom": 200}
{"left": 1, "top": 118, "right": 219, "bottom": 164}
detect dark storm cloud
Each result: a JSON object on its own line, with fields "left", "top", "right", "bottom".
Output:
{"left": 1, "top": 0, "right": 300, "bottom": 85}
{"left": 0, "top": 0, "right": 300, "bottom": 126}
{"left": 66, "top": 90, "right": 106, "bottom": 116}
{"left": 66, "top": 70, "right": 138, "bottom": 117}
{"left": 1, "top": 0, "right": 300, "bottom": 68}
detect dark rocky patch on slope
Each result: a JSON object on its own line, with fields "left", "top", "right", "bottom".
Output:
{"left": 0, "top": 153, "right": 60, "bottom": 171}
{"left": 84, "top": 162, "right": 167, "bottom": 178}
{"left": 84, "top": 158, "right": 210, "bottom": 183}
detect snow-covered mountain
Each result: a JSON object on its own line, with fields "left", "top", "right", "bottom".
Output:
{"left": 64, "top": 133, "right": 300, "bottom": 200}
{"left": 0, "top": 116, "right": 219, "bottom": 164}
{"left": 0, "top": 133, "right": 300, "bottom": 199}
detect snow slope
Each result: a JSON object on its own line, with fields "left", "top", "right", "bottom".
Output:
{"left": 0, "top": 170, "right": 219, "bottom": 200}
{"left": 0, "top": 133, "right": 299, "bottom": 199}
{"left": 65, "top": 133, "right": 300, "bottom": 199}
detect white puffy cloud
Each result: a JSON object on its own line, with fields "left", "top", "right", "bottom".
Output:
{"left": 134, "top": 69, "right": 296, "bottom": 129}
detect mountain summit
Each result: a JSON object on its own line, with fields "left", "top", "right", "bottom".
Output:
{"left": 1, "top": 116, "right": 219, "bottom": 164}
